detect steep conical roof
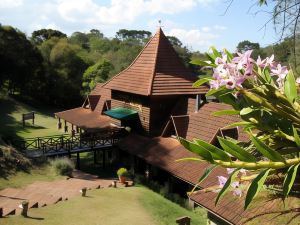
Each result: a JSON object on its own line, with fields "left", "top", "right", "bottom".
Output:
{"left": 104, "top": 28, "right": 208, "bottom": 96}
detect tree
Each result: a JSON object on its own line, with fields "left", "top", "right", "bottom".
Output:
{"left": 82, "top": 60, "right": 113, "bottom": 95}
{"left": 236, "top": 40, "right": 266, "bottom": 59}
{"left": 116, "top": 29, "right": 151, "bottom": 43}
{"left": 31, "top": 29, "right": 66, "bottom": 45}
{"left": 88, "top": 29, "right": 104, "bottom": 39}
{"left": 69, "top": 32, "right": 89, "bottom": 50}
{"left": 167, "top": 36, "right": 183, "bottom": 47}
{"left": 0, "top": 25, "right": 44, "bottom": 95}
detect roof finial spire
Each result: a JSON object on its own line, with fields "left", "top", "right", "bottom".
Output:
{"left": 158, "top": 20, "right": 163, "bottom": 28}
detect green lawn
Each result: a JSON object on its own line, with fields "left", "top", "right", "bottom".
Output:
{"left": 0, "top": 165, "right": 64, "bottom": 190}
{"left": 0, "top": 186, "right": 207, "bottom": 225}
{"left": 0, "top": 95, "right": 64, "bottom": 140}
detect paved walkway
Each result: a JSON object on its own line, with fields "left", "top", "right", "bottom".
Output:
{"left": 0, "top": 170, "right": 119, "bottom": 217}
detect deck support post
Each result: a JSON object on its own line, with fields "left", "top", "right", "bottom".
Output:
{"left": 102, "top": 149, "right": 105, "bottom": 169}
{"left": 76, "top": 152, "right": 80, "bottom": 169}
{"left": 94, "top": 150, "right": 97, "bottom": 164}
{"left": 58, "top": 118, "right": 62, "bottom": 129}
{"left": 64, "top": 120, "right": 68, "bottom": 133}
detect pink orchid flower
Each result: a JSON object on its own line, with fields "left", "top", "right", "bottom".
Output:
{"left": 215, "top": 54, "right": 227, "bottom": 65}
{"left": 256, "top": 56, "right": 266, "bottom": 68}
{"left": 227, "top": 168, "right": 234, "bottom": 174}
{"left": 271, "top": 64, "right": 288, "bottom": 77}
{"left": 233, "top": 188, "right": 242, "bottom": 197}
{"left": 217, "top": 176, "right": 228, "bottom": 188}
{"left": 231, "top": 181, "right": 242, "bottom": 197}
{"left": 265, "top": 54, "right": 275, "bottom": 67}
{"left": 233, "top": 50, "right": 253, "bottom": 65}
{"left": 296, "top": 77, "right": 300, "bottom": 85}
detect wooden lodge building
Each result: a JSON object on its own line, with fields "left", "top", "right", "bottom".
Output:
{"left": 55, "top": 28, "right": 297, "bottom": 225}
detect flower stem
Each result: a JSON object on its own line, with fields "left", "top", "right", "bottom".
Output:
{"left": 214, "top": 157, "right": 300, "bottom": 170}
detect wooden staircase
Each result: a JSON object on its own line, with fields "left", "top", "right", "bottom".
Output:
{"left": 0, "top": 171, "right": 114, "bottom": 217}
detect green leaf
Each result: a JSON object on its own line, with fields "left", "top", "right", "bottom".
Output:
{"left": 193, "top": 77, "right": 212, "bottom": 87}
{"left": 179, "top": 138, "right": 214, "bottom": 163}
{"left": 209, "top": 46, "right": 222, "bottom": 58}
{"left": 223, "top": 48, "right": 233, "bottom": 61}
{"left": 245, "top": 169, "right": 271, "bottom": 209}
{"left": 250, "top": 135, "right": 286, "bottom": 162}
{"left": 260, "top": 69, "right": 274, "bottom": 85}
{"left": 190, "top": 59, "right": 216, "bottom": 68}
{"left": 240, "top": 107, "right": 254, "bottom": 116}
{"left": 283, "top": 164, "right": 300, "bottom": 198}
{"left": 212, "top": 110, "right": 240, "bottom": 116}
{"left": 175, "top": 157, "right": 203, "bottom": 162}
{"left": 284, "top": 70, "right": 297, "bottom": 103}
{"left": 198, "top": 165, "right": 218, "bottom": 183}
{"left": 292, "top": 126, "right": 300, "bottom": 147}
{"left": 205, "top": 52, "right": 215, "bottom": 63}
{"left": 223, "top": 121, "right": 251, "bottom": 129}
{"left": 193, "top": 139, "right": 231, "bottom": 162}
{"left": 218, "top": 137, "right": 256, "bottom": 162}
{"left": 215, "top": 169, "right": 239, "bottom": 205}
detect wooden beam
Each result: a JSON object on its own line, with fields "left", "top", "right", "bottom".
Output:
{"left": 102, "top": 150, "right": 105, "bottom": 169}
{"left": 76, "top": 152, "right": 80, "bottom": 169}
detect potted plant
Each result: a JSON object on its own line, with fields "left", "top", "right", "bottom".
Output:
{"left": 117, "top": 168, "right": 128, "bottom": 184}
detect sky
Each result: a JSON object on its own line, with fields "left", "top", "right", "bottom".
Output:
{"left": 0, "top": 0, "right": 278, "bottom": 52}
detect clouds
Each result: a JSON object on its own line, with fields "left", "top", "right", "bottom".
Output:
{"left": 54, "top": 0, "right": 210, "bottom": 26}
{"left": 0, "top": 0, "right": 226, "bottom": 51}
{"left": 167, "top": 25, "right": 227, "bottom": 51}
{"left": 0, "top": 0, "right": 23, "bottom": 9}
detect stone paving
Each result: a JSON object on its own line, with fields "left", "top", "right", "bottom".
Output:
{"left": 0, "top": 170, "right": 118, "bottom": 217}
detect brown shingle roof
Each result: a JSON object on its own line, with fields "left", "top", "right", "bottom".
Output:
{"left": 55, "top": 107, "right": 113, "bottom": 130}
{"left": 164, "top": 102, "right": 249, "bottom": 143}
{"left": 103, "top": 28, "right": 208, "bottom": 96}
{"left": 119, "top": 134, "right": 300, "bottom": 225}
{"left": 118, "top": 134, "right": 204, "bottom": 184}
{"left": 190, "top": 190, "right": 300, "bottom": 225}
{"left": 90, "top": 83, "right": 111, "bottom": 113}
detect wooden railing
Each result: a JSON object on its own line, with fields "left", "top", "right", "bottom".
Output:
{"left": 13, "top": 129, "right": 123, "bottom": 156}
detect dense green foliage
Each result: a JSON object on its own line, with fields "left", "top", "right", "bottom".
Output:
{"left": 0, "top": 25, "right": 45, "bottom": 96}
{"left": 0, "top": 26, "right": 196, "bottom": 108}
{"left": 1, "top": 23, "right": 299, "bottom": 109}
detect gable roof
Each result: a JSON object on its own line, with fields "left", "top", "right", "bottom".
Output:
{"left": 90, "top": 83, "right": 111, "bottom": 113}
{"left": 103, "top": 28, "right": 208, "bottom": 96}
{"left": 163, "top": 102, "right": 249, "bottom": 143}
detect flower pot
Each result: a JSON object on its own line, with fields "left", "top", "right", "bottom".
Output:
{"left": 119, "top": 176, "right": 126, "bottom": 184}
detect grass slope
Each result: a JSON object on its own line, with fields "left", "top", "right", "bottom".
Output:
{"left": 0, "top": 95, "right": 63, "bottom": 140}
{"left": 0, "top": 187, "right": 207, "bottom": 225}
{"left": 0, "top": 165, "right": 64, "bottom": 190}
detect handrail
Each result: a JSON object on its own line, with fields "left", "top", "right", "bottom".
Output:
{"left": 12, "top": 128, "right": 124, "bottom": 156}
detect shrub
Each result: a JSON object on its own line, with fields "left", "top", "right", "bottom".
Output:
{"left": 159, "top": 183, "right": 169, "bottom": 197}
{"left": 134, "top": 174, "right": 146, "bottom": 184}
{"left": 51, "top": 158, "right": 74, "bottom": 176}
{"left": 117, "top": 167, "right": 128, "bottom": 177}
{"left": 0, "top": 141, "right": 32, "bottom": 178}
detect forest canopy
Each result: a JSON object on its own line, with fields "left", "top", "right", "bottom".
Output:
{"left": 0, "top": 25, "right": 299, "bottom": 108}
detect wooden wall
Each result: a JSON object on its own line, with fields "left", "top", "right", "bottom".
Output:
{"left": 111, "top": 90, "right": 150, "bottom": 133}
{"left": 149, "top": 96, "right": 180, "bottom": 136}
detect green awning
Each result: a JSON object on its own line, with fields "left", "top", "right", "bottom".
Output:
{"left": 104, "top": 107, "right": 138, "bottom": 120}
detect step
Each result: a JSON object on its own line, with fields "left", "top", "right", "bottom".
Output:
{"left": 0, "top": 196, "right": 20, "bottom": 217}
{"left": 0, "top": 188, "right": 52, "bottom": 209}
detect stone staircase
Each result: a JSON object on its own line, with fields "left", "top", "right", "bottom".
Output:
{"left": 0, "top": 170, "right": 115, "bottom": 217}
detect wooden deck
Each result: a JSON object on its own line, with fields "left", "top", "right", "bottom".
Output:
{"left": 12, "top": 130, "right": 123, "bottom": 158}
